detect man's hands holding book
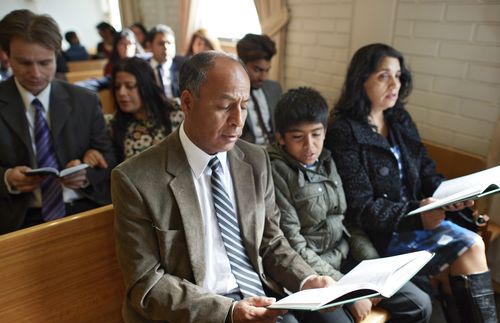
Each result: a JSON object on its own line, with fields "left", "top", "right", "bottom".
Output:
{"left": 231, "top": 275, "right": 338, "bottom": 322}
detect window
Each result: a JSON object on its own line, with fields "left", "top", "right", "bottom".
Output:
{"left": 193, "top": 0, "right": 261, "bottom": 41}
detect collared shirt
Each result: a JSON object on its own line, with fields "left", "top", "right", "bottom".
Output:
{"left": 7, "top": 78, "right": 82, "bottom": 206}
{"left": 179, "top": 123, "right": 240, "bottom": 295}
{"left": 247, "top": 88, "right": 272, "bottom": 145}
{"left": 150, "top": 58, "right": 173, "bottom": 99}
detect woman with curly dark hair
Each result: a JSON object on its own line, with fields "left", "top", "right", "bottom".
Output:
{"left": 325, "top": 43, "right": 497, "bottom": 323}
{"left": 109, "top": 57, "right": 180, "bottom": 162}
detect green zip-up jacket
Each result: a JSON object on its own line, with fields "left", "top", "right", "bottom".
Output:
{"left": 268, "top": 144, "right": 378, "bottom": 280}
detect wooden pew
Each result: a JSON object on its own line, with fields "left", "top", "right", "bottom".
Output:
{"left": 65, "top": 69, "right": 104, "bottom": 84}
{"left": 0, "top": 205, "right": 125, "bottom": 323}
{"left": 99, "top": 88, "right": 115, "bottom": 114}
{"left": 67, "top": 59, "right": 107, "bottom": 72}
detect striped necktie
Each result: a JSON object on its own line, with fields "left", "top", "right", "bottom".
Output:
{"left": 32, "top": 99, "right": 65, "bottom": 221}
{"left": 208, "top": 157, "right": 265, "bottom": 298}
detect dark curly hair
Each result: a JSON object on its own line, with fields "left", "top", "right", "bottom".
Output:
{"left": 275, "top": 87, "right": 328, "bottom": 136}
{"left": 332, "top": 43, "right": 412, "bottom": 124}
{"left": 111, "top": 57, "right": 174, "bottom": 161}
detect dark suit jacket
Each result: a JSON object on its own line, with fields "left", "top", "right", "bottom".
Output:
{"left": 111, "top": 130, "right": 315, "bottom": 322}
{"left": 150, "top": 55, "right": 184, "bottom": 98}
{"left": 241, "top": 79, "right": 282, "bottom": 144}
{"left": 0, "top": 78, "right": 116, "bottom": 234}
{"left": 325, "top": 109, "right": 443, "bottom": 253}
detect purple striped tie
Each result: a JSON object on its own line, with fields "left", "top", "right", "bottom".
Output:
{"left": 32, "top": 99, "right": 65, "bottom": 221}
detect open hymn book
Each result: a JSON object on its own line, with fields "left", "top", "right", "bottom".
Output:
{"left": 267, "top": 250, "right": 433, "bottom": 311}
{"left": 406, "top": 165, "right": 500, "bottom": 216}
{"left": 25, "top": 163, "right": 89, "bottom": 178}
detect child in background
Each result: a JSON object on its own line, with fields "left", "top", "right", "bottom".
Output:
{"left": 268, "top": 87, "right": 432, "bottom": 323}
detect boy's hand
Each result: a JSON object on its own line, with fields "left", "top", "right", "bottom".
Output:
{"left": 347, "top": 299, "right": 373, "bottom": 322}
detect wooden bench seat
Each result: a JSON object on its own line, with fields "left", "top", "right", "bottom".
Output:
{"left": 0, "top": 205, "right": 124, "bottom": 322}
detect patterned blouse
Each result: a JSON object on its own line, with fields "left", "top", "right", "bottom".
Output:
{"left": 106, "top": 106, "right": 184, "bottom": 161}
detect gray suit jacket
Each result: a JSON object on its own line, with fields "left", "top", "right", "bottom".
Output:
{"left": 112, "top": 130, "right": 315, "bottom": 322}
{"left": 0, "top": 78, "right": 116, "bottom": 233}
{"left": 241, "top": 79, "right": 282, "bottom": 144}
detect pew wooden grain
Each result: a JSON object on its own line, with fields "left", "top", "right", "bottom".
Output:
{"left": 99, "top": 88, "right": 115, "bottom": 114}
{"left": 67, "top": 59, "right": 107, "bottom": 72}
{"left": 0, "top": 205, "right": 125, "bottom": 323}
{"left": 65, "top": 69, "right": 104, "bottom": 84}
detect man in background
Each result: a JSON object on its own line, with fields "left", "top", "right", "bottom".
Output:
{"left": 145, "top": 24, "right": 184, "bottom": 100}
{"left": 237, "top": 33, "right": 282, "bottom": 145}
{"left": 63, "top": 31, "right": 89, "bottom": 61}
{"left": 0, "top": 9, "right": 115, "bottom": 234}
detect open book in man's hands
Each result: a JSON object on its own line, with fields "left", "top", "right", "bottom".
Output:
{"left": 25, "top": 163, "right": 89, "bottom": 178}
{"left": 267, "top": 250, "right": 433, "bottom": 311}
{"left": 406, "top": 165, "right": 500, "bottom": 216}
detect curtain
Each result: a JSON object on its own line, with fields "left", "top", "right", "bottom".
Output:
{"left": 254, "top": 0, "right": 289, "bottom": 84}
{"left": 119, "top": 0, "right": 143, "bottom": 28}
{"left": 180, "top": 0, "right": 204, "bottom": 55}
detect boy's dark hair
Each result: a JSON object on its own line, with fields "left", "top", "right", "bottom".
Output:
{"left": 0, "top": 9, "right": 62, "bottom": 55}
{"left": 275, "top": 87, "right": 328, "bottom": 136}
{"left": 64, "top": 31, "right": 77, "bottom": 44}
{"left": 145, "top": 24, "right": 175, "bottom": 44}
{"left": 236, "top": 33, "right": 276, "bottom": 64}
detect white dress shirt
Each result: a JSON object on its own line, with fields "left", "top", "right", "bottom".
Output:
{"left": 150, "top": 58, "right": 173, "bottom": 99}
{"left": 179, "top": 123, "right": 240, "bottom": 295}
{"left": 247, "top": 88, "right": 272, "bottom": 145}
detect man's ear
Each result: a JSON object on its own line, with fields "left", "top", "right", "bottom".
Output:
{"left": 180, "top": 89, "right": 194, "bottom": 113}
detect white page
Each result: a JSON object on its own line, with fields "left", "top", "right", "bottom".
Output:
{"left": 433, "top": 165, "right": 500, "bottom": 199}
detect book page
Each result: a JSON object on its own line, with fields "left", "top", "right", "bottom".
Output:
{"left": 267, "top": 251, "right": 433, "bottom": 311}
{"left": 433, "top": 165, "right": 500, "bottom": 199}
{"left": 59, "top": 164, "right": 89, "bottom": 177}
{"left": 338, "top": 251, "right": 432, "bottom": 297}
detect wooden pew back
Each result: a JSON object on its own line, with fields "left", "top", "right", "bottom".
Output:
{"left": 67, "top": 59, "right": 107, "bottom": 72}
{"left": 0, "top": 205, "right": 125, "bottom": 323}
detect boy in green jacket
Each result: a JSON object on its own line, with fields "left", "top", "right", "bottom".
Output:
{"left": 268, "top": 87, "right": 432, "bottom": 323}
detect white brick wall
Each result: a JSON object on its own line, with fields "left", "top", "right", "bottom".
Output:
{"left": 135, "top": 0, "right": 500, "bottom": 156}
{"left": 136, "top": 0, "right": 182, "bottom": 53}
{"left": 285, "top": 0, "right": 500, "bottom": 157}
{"left": 397, "top": 1, "right": 500, "bottom": 155}
{"left": 284, "top": 0, "right": 353, "bottom": 108}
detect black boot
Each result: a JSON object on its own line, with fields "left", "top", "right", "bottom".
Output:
{"left": 449, "top": 271, "right": 498, "bottom": 323}
{"left": 440, "top": 292, "right": 461, "bottom": 323}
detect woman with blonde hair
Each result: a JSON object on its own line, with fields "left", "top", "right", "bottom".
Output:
{"left": 185, "top": 28, "right": 221, "bottom": 56}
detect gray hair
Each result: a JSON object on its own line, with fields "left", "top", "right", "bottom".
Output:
{"left": 179, "top": 51, "right": 246, "bottom": 98}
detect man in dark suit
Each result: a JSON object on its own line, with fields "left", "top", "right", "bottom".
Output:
{"left": 145, "top": 24, "right": 183, "bottom": 100}
{"left": 237, "top": 33, "right": 283, "bottom": 145}
{"left": 0, "top": 10, "right": 115, "bottom": 234}
{"left": 112, "top": 51, "right": 353, "bottom": 322}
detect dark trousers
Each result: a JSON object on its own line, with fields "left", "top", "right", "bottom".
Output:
{"left": 377, "top": 281, "right": 433, "bottom": 323}
{"left": 22, "top": 198, "right": 101, "bottom": 228}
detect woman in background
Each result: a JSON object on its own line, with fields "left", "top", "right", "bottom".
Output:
{"left": 109, "top": 57, "right": 177, "bottom": 162}
{"left": 185, "top": 28, "right": 221, "bottom": 56}
{"left": 95, "top": 21, "right": 116, "bottom": 59}
{"left": 325, "top": 43, "right": 497, "bottom": 323}
{"left": 103, "top": 29, "right": 144, "bottom": 77}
